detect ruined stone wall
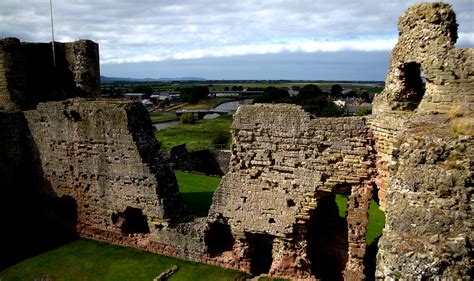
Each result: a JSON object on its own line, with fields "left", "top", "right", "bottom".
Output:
{"left": 372, "top": 2, "right": 473, "bottom": 279}
{"left": 209, "top": 104, "right": 375, "bottom": 279}
{"left": 0, "top": 38, "right": 99, "bottom": 110}
{"left": 0, "top": 38, "right": 26, "bottom": 111}
{"left": 371, "top": 2, "right": 473, "bottom": 210}
{"left": 375, "top": 118, "right": 473, "bottom": 279}
{"left": 0, "top": 111, "right": 78, "bottom": 269}
{"left": 24, "top": 99, "right": 186, "bottom": 240}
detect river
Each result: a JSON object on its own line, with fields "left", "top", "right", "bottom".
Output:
{"left": 153, "top": 99, "right": 253, "bottom": 131}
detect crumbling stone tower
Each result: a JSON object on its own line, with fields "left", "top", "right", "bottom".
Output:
{"left": 0, "top": 38, "right": 188, "bottom": 268}
{"left": 371, "top": 2, "right": 473, "bottom": 210}
{"left": 0, "top": 38, "right": 100, "bottom": 110}
{"left": 371, "top": 2, "right": 473, "bottom": 279}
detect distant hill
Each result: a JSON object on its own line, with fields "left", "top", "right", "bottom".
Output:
{"left": 100, "top": 76, "right": 206, "bottom": 83}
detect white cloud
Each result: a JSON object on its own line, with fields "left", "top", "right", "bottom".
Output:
{"left": 0, "top": 0, "right": 472, "bottom": 65}
{"left": 102, "top": 38, "right": 398, "bottom": 64}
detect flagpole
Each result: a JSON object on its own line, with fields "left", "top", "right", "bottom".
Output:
{"left": 49, "top": 0, "right": 56, "bottom": 69}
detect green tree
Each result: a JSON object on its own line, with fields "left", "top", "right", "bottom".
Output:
{"left": 180, "top": 86, "right": 209, "bottom": 104}
{"left": 330, "top": 84, "right": 343, "bottom": 98}
{"left": 131, "top": 85, "right": 153, "bottom": 99}
{"left": 253, "top": 87, "right": 290, "bottom": 103}
{"left": 180, "top": 113, "right": 196, "bottom": 124}
{"left": 295, "top": 84, "right": 345, "bottom": 117}
{"left": 356, "top": 108, "right": 372, "bottom": 116}
{"left": 360, "top": 91, "right": 371, "bottom": 102}
{"left": 296, "top": 84, "right": 322, "bottom": 101}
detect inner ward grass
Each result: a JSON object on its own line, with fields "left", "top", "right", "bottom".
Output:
{"left": 1, "top": 173, "right": 385, "bottom": 281}
{"left": 0, "top": 239, "right": 247, "bottom": 281}
{"left": 155, "top": 115, "right": 233, "bottom": 151}
{"left": 175, "top": 171, "right": 222, "bottom": 217}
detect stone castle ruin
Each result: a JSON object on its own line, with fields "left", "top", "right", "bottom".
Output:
{"left": 0, "top": 2, "right": 472, "bottom": 280}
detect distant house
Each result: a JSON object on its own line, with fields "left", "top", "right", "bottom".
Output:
{"left": 151, "top": 92, "right": 181, "bottom": 101}
{"left": 214, "top": 92, "right": 240, "bottom": 97}
{"left": 124, "top": 93, "right": 145, "bottom": 100}
{"left": 141, "top": 99, "right": 154, "bottom": 111}
{"left": 342, "top": 89, "right": 353, "bottom": 95}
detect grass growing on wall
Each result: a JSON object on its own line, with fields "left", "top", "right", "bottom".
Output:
{"left": 155, "top": 115, "right": 232, "bottom": 151}
{"left": 175, "top": 171, "right": 222, "bottom": 217}
{"left": 0, "top": 239, "right": 248, "bottom": 281}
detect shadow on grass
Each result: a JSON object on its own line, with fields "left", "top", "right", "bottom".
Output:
{"left": 181, "top": 192, "right": 215, "bottom": 217}
{"left": 363, "top": 235, "right": 381, "bottom": 281}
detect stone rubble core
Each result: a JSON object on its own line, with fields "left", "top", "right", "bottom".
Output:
{"left": 0, "top": 2, "right": 472, "bottom": 280}
{"left": 370, "top": 2, "right": 473, "bottom": 279}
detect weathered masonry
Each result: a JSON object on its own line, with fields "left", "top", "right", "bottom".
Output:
{"left": 370, "top": 2, "right": 473, "bottom": 279}
{"left": 209, "top": 105, "right": 374, "bottom": 279}
{"left": 0, "top": 38, "right": 99, "bottom": 111}
{"left": 0, "top": 2, "right": 472, "bottom": 280}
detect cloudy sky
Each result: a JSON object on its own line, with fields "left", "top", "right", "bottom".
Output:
{"left": 1, "top": 0, "right": 473, "bottom": 80}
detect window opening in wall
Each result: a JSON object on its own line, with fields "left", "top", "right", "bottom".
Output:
{"left": 120, "top": 207, "right": 150, "bottom": 234}
{"left": 308, "top": 193, "right": 348, "bottom": 281}
{"left": 205, "top": 222, "right": 235, "bottom": 257}
{"left": 396, "top": 61, "right": 426, "bottom": 111}
{"left": 247, "top": 233, "right": 274, "bottom": 276}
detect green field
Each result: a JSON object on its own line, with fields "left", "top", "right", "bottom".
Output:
{"left": 0, "top": 239, "right": 247, "bottom": 281}
{"left": 155, "top": 115, "right": 233, "bottom": 151}
{"left": 149, "top": 112, "right": 178, "bottom": 123}
{"left": 175, "top": 171, "right": 221, "bottom": 217}
{"left": 366, "top": 200, "right": 385, "bottom": 245}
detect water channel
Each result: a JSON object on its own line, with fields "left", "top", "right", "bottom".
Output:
{"left": 153, "top": 99, "right": 253, "bottom": 131}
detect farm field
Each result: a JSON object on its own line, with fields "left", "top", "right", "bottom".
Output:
{"left": 155, "top": 115, "right": 232, "bottom": 151}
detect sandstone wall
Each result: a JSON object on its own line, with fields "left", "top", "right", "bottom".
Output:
{"left": 24, "top": 99, "right": 186, "bottom": 239}
{"left": 209, "top": 104, "right": 375, "bottom": 279}
{"left": 0, "top": 38, "right": 99, "bottom": 110}
{"left": 371, "top": 2, "right": 473, "bottom": 209}
{"left": 372, "top": 3, "right": 473, "bottom": 279}
{"left": 0, "top": 111, "right": 78, "bottom": 269}
{"left": 376, "top": 118, "right": 473, "bottom": 279}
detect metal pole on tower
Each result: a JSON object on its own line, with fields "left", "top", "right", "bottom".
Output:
{"left": 49, "top": 0, "right": 56, "bottom": 69}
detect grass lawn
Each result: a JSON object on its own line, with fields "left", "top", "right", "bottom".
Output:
{"left": 149, "top": 112, "right": 178, "bottom": 123}
{"left": 155, "top": 115, "right": 233, "bottom": 151}
{"left": 0, "top": 239, "right": 247, "bottom": 281}
{"left": 1, "top": 173, "right": 384, "bottom": 281}
{"left": 366, "top": 200, "right": 385, "bottom": 245}
{"left": 175, "top": 171, "right": 221, "bottom": 217}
